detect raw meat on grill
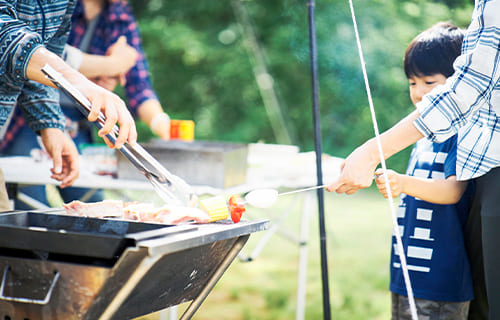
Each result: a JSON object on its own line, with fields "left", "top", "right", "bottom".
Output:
{"left": 63, "top": 200, "right": 210, "bottom": 224}
{"left": 63, "top": 199, "right": 124, "bottom": 218}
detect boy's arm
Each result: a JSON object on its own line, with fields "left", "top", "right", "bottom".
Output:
{"left": 375, "top": 169, "right": 468, "bottom": 204}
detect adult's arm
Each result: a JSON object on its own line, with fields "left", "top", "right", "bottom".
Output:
{"left": 65, "top": 36, "right": 138, "bottom": 79}
{"left": 326, "top": 110, "right": 424, "bottom": 194}
{"left": 137, "top": 99, "right": 170, "bottom": 140}
{"left": 26, "top": 46, "right": 136, "bottom": 148}
{"left": 99, "top": 2, "right": 170, "bottom": 139}
{"left": 328, "top": 0, "right": 500, "bottom": 194}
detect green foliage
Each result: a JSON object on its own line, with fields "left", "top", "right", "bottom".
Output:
{"left": 128, "top": 0, "right": 473, "bottom": 172}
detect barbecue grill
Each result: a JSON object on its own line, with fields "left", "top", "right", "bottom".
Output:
{"left": 0, "top": 210, "right": 269, "bottom": 319}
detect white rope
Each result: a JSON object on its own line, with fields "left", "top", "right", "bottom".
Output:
{"left": 348, "top": 1, "right": 418, "bottom": 319}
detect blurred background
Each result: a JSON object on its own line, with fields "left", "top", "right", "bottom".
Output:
{"left": 125, "top": 0, "right": 474, "bottom": 173}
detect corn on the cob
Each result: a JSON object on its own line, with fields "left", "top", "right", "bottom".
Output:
{"left": 200, "top": 196, "right": 229, "bottom": 222}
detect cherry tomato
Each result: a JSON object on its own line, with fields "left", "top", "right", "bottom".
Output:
{"left": 228, "top": 195, "right": 246, "bottom": 223}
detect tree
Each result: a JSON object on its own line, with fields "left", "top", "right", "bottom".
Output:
{"left": 128, "top": 0, "right": 473, "bottom": 171}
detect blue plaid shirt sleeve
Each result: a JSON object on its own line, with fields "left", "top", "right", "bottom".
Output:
{"left": 414, "top": 0, "right": 500, "bottom": 141}
{"left": 413, "top": 0, "right": 500, "bottom": 179}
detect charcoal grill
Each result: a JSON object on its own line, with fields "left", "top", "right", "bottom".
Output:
{"left": 0, "top": 210, "right": 269, "bottom": 319}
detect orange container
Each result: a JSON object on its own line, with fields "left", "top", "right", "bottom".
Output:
{"left": 170, "top": 120, "right": 181, "bottom": 139}
{"left": 170, "top": 119, "right": 194, "bottom": 141}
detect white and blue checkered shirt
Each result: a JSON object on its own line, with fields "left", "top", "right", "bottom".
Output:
{"left": 413, "top": 0, "right": 500, "bottom": 181}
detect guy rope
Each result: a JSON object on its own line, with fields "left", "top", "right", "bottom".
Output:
{"left": 348, "top": 0, "right": 418, "bottom": 319}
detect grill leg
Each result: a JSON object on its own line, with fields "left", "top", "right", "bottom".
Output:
{"left": 180, "top": 235, "right": 249, "bottom": 320}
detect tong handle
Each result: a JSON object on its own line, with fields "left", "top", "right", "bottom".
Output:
{"left": 41, "top": 64, "right": 198, "bottom": 206}
{"left": 41, "top": 65, "right": 156, "bottom": 178}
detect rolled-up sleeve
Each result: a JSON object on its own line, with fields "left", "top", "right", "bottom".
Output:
{"left": 0, "top": 3, "right": 43, "bottom": 84}
{"left": 413, "top": 0, "right": 500, "bottom": 143}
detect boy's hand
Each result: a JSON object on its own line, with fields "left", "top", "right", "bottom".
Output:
{"left": 40, "top": 128, "right": 79, "bottom": 188}
{"left": 374, "top": 168, "right": 403, "bottom": 198}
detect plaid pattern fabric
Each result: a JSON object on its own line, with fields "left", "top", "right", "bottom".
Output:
{"left": 68, "top": 0, "right": 158, "bottom": 114}
{"left": 413, "top": 0, "right": 500, "bottom": 180}
{"left": 0, "top": 0, "right": 75, "bottom": 144}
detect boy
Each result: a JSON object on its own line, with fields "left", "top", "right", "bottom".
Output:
{"left": 374, "top": 22, "right": 474, "bottom": 319}
{"left": 328, "top": 0, "right": 498, "bottom": 317}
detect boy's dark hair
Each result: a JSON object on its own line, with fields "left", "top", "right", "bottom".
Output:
{"left": 404, "top": 22, "right": 464, "bottom": 78}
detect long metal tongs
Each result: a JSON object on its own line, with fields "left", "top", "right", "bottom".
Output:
{"left": 41, "top": 64, "right": 198, "bottom": 207}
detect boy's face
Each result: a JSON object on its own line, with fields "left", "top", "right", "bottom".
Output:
{"left": 408, "top": 73, "right": 447, "bottom": 107}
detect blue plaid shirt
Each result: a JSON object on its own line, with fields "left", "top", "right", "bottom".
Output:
{"left": 413, "top": 0, "right": 500, "bottom": 180}
{"left": 0, "top": 0, "right": 75, "bottom": 135}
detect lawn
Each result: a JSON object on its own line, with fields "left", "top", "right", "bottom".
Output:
{"left": 169, "top": 187, "right": 394, "bottom": 320}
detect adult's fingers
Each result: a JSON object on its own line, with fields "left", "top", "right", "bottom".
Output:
{"left": 87, "top": 92, "right": 105, "bottom": 122}
{"left": 60, "top": 158, "right": 79, "bottom": 188}
{"left": 119, "top": 74, "right": 127, "bottom": 86}
{"left": 325, "top": 179, "right": 342, "bottom": 192}
{"left": 112, "top": 99, "right": 133, "bottom": 148}
{"left": 101, "top": 136, "right": 115, "bottom": 148}
{"left": 97, "top": 92, "right": 118, "bottom": 137}
{"left": 117, "top": 100, "right": 137, "bottom": 146}
{"left": 50, "top": 144, "right": 63, "bottom": 178}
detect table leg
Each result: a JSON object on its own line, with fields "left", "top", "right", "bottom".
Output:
{"left": 296, "top": 192, "right": 314, "bottom": 320}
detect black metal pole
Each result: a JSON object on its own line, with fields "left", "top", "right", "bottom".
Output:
{"left": 307, "top": 1, "right": 331, "bottom": 319}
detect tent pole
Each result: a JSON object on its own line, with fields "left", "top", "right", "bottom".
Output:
{"left": 307, "top": 1, "right": 331, "bottom": 319}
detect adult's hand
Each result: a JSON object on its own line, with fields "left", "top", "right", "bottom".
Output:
{"left": 73, "top": 77, "right": 137, "bottom": 149}
{"left": 40, "top": 128, "right": 79, "bottom": 188}
{"left": 27, "top": 47, "right": 138, "bottom": 149}
{"left": 106, "top": 36, "right": 138, "bottom": 86}
{"left": 93, "top": 76, "right": 119, "bottom": 92}
{"left": 326, "top": 142, "right": 379, "bottom": 195}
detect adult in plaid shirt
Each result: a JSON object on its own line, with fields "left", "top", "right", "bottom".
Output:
{"left": 327, "top": 0, "right": 499, "bottom": 318}
{"left": 0, "top": 0, "right": 137, "bottom": 210}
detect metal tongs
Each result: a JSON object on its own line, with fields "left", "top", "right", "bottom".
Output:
{"left": 41, "top": 64, "right": 198, "bottom": 207}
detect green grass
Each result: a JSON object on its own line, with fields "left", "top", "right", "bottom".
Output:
{"left": 171, "top": 187, "right": 394, "bottom": 320}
